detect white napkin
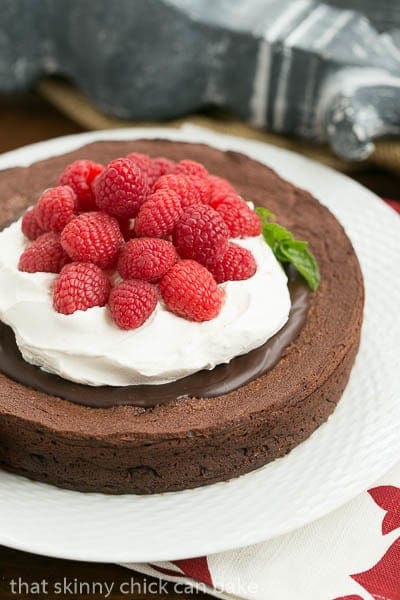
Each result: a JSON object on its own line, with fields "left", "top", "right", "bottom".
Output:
{"left": 123, "top": 462, "right": 400, "bottom": 600}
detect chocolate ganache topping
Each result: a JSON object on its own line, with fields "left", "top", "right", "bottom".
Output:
{"left": 0, "top": 267, "right": 308, "bottom": 408}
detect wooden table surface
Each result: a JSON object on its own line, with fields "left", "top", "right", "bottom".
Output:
{"left": 0, "top": 92, "right": 398, "bottom": 600}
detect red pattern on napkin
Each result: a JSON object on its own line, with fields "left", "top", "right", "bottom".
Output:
{"left": 351, "top": 538, "right": 400, "bottom": 600}
{"left": 369, "top": 486, "right": 400, "bottom": 535}
{"left": 385, "top": 199, "right": 400, "bottom": 215}
{"left": 149, "top": 564, "right": 186, "bottom": 578}
{"left": 336, "top": 485, "right": 400, "bottom": 600}
{"left": 149, "top": 557, "right": 213, "bottom": 587}
{"left": 173, "top": 558, "right": 213, "bottom": 587}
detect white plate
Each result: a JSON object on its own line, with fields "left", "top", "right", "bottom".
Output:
{"left": 0, "top": 126, "right": 399, "bottom": 563}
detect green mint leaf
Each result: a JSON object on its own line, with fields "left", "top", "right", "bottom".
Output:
{"left": 256, "top": 206, "right": 320, "bottom": 291}
{"left": 279, "top": 239, "right": 320, "bottom": 291}
{"left": 256, "top": 207, "right": 292, "bottom": 253}
{"left": 256, "top": 207, "right": 276, "bottom": 222}
{"left": 263, "top": 223, "right": 293, "bottom": 253}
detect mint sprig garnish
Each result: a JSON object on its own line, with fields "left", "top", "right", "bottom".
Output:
{"left": 256, "top": 207, "right": 320, "bottom": 291}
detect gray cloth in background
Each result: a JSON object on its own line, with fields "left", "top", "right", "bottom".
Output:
{"left": 1, "top": 0, "right": 400, "bottom": 159}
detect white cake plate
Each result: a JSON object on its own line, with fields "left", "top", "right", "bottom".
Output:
{"left": 0, "top": 126, "right": 399, "bottom": 562}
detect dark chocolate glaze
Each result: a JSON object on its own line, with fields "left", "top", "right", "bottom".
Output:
{"left": 0, "top": 270, "right": 308, "bottom": 408}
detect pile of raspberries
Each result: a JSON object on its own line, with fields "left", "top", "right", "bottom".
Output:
{"left": 18, "top": 154, "right": 261, "bottom": 329}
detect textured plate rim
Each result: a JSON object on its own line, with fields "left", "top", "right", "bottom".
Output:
{"left": 0, "top": 125, "right": 399, "bottom": 563}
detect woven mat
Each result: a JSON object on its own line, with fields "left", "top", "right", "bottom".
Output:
{"left": 37, "top": 78, "right": 400, "bottom": 176}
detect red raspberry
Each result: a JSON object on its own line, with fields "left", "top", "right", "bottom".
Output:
{"left": 191, "top": 175, "right": 211, "bottom": 203}
{"left": 152, "top": 156, "right": 175, "bottom": 178}
{"left": 93, "top": 158, "right": 149, "bottom": 218}
{"left": 208, "top": 175, "right": 236, "bottom": 205}
{"left": 118, "top": 238, "right": 178, "bottom": 282}
{"left": 21, "top": 207, "right": 45, "bottom": 241}
{"left": 35, "top": 186, "right": 76, "bottom": 232}
{"left": 109, "top": 280, "right": 157, "bottom": 330}
{"left": 53, "top": 262, "right": 110, "bottom": 315}
{"left": 159, "top": 260, "right": 224, "bottom": 322}
{"left": 126, "top": 152, "right": 159, "bottom": 188}
{"left": 18, "top": 232, "right": 70, "bottom": 273}
{"left": 153, "top": 174, "right": 200, "bottom": 209}
{"left": 211, "top": 194, "right": 262, "bottom": 238}
{"left": 208, "top": 242, "right": 257, "bottom": 283}
{"left": 61, "top": 212, "right": 124, "bottom": 269}
{"left": 174, "top": 159, "right": 208, "bottom": 180}
{"left": 134, "top": 189, "right": 183, "bottom": 238}
{"left": 173, "top": 160, "right": 210, "bottom": 203}
{"left": 172, "top": 204, "right": 229, "bottom": 266}
{"left": 58, "top": 160, "right": 104, "bottom": 211}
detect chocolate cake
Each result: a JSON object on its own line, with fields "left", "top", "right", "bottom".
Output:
{"left": 0, "top": 140, "right": 364, "bottom": 494}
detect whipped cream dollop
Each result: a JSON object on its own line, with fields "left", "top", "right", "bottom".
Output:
{"left": 0, "top": 219, "right": 291, "bottom": 386}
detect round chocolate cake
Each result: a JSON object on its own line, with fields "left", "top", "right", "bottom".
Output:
{"left": 0, "top": 140, "right": 364, "bottom": 494}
